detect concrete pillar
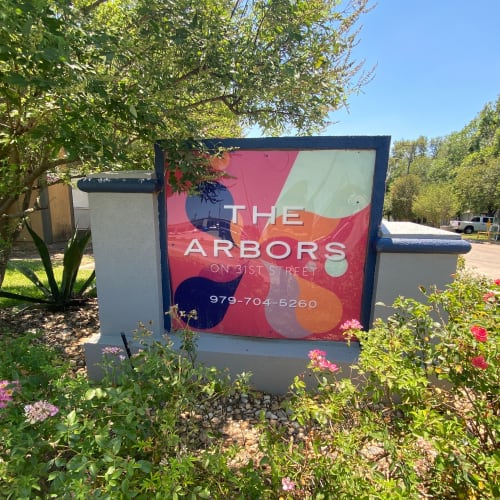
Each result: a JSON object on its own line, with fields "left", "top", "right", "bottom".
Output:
{"left": 373, "top": 221, "right": 471, "bottom": 321}
{"left": 77, "top": 172, "right": 164, "bottom": 378}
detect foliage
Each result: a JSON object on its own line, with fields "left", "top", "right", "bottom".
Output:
{"left": 0, "top": 274, "right": 498, "bottom": 498}
{"left": 453, "top": 156, "right": 500, "bottom": 214}
{"left": 387, "top": 95, "right": 500, "bottom": 220}
{"left": 386, "top": 173, "right": 420, "bottom": 220}
{"left": 275, "top": 275, "right": 499, "bottom": 498}
{"left": 0, "top": 0, "right": 373, "bottom": 286}
{"left": 387, "top": 136, "right": 430, "bottom": 181}
{"left": 0, "top": 258, "right": 94, "bottom": 309}
{"left": 413, "top": 182, "right": 459, "bottom": 226}
{"left": 0, "top": 223, "right": 95, "bottom": 310}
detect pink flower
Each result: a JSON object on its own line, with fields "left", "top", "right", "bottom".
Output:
{"left": 340, "top": 319, "right": 363, "bottom": 331}
{"left": 308, "top": 349, "right": 326, "bottom": 361}
{"left": 470, "top": 325, "right": 488, "bottom": 342}
{"left": 102, "top": 346, "right": 125, "bottom": 355}
{"left": 282, "top": 477, "right": 296, "bottom": 491}
{"left": 24, "top": 401, "right": 59, "bottom": 423}
{"left": 494, "top": 279, "right": 500, "bottom": 285}
{"left": 0, "top": 380, "right": 20, "bottom": 409}
{"left": 483, "top": 291, "right": 495, "bottom": 302}
{"left": 308, "top": 350, "right": 339, "bottom": 373}
{"left": 471, "top": 355, "right": 489, "bottom": 370}
{"left": 317, "top": 357, "right": 339, "bottom": 373}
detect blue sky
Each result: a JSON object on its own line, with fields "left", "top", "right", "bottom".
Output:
{"left": 323, "top": 0, "right": 500, "bottom": 142}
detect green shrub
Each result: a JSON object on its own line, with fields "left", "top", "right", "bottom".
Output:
{"left": 0, "top": 275, "right": 498, "bottom": 498}
{"left": 0, "top": 223, "right": 95, "bottom": 310}
{"left": 273, "top": 274, "right": 499, "bottom": 498}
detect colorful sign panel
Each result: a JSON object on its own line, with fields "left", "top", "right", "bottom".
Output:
{"left": 157, "top": 137, "right": 389, "bottom": 341}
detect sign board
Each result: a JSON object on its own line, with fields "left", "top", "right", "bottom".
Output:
{"left": 156, "top": 137, "right": 389, "bottom": 341}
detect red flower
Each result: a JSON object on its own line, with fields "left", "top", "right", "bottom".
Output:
{"left": 495, "top": 279, "right": 500, "bottom": 286}
{"left": 470, "top": 325, "right": 488, "bottom": 342}
{"left": 471, "top": 355, "right": 489, "bottom": 370}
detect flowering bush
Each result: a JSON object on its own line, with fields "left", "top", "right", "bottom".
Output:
{"left": 307, "top": 349, "right": 339, "bottom": 373}
{"left": 24, "top": 400, "right": 59, "bottom": 424}
{"left": 265, "top": 275, "right": 498, "bottom": 498}
{"left": 0, "top": 275, "right": 498, "bottom": 498}
{"left": 0, "top": 380, "right": 19, "bottom": 408}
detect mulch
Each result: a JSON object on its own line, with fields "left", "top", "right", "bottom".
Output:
{"left": 0, "top": 299, "right": 99, "bottom": 376}
{"left": 1, "top": 241, "right": 98, "bottom": 375}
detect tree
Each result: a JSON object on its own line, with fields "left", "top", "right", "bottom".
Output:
{"left": 453, "top": 157, "right": 500, "bottom": 214}
{"left": 386, "top": 174, "right": 421, "bottom": 221}
{"left": 427, "top": 96, "right": 500, "bottom": 185}
{"left": 387, "top": 136, "right": 429, "bottom": 181}
{"left": 413, "top": 183, "right": 459, "bottom": 227}
{"left": 0, "top": 0, "right": 372, "bottom": 287}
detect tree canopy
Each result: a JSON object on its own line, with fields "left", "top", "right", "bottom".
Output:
{"left": 0, "top": 0, "right": 372, "bottom": 285}
{"left": 386, "top": 95, "right": 500, "bottom": 224}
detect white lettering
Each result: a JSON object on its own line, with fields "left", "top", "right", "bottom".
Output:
{"left": 266, "top": 241, "right": 292, "bottom": 260}
{"left": 214, "top": 240, "right": 234, "bottom": 257}
{"left": 184, "top": 238, "right": 207, "bottom": 256}
{"left": 240, "top": 240, "right": 261, "bottom": 258}
{"left": 252, "top": 205, "right": 276, "bottom": 224}
{"left": 223, "top": 204, "right": 306, "bottom": 225}
{"left": 183, "top": 238, "right": 347, "bottom": 262}
{"left": 324, "top": 242, "right": 346, "bottom": 261}
{"left": 297, "top": 241, "right": 318, "bottom": 260}
{"left": 283, "top": 206, "right": 304, "bottom": 225}
{"left": 223, "top": 204, "right": 246, "bottom": 223}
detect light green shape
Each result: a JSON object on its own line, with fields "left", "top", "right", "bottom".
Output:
{"left": 325, "top": 257, "right": 348, "bottom": 277}
{"left": 274, "top": 150, "right": 376, "bottom": 219}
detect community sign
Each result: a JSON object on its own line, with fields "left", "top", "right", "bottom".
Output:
{"left": 157, "top": 136, "right": 390, "bottom": 341}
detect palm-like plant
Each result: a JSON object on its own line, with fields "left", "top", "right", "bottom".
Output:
{"left": 0, "top": 223, "right": 95, "bottom": 310}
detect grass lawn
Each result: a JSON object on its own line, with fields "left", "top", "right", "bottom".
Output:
{"left": 0, "top": 259, "right": 95, "bottom": 309}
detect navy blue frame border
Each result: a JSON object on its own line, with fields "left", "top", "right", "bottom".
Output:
{"left": 155, "top": 136, "right": 391, "bottom": 336}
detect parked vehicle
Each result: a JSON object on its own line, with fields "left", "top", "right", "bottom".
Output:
{"left": 450, "top": 215, "right": 494, "bottom": 234}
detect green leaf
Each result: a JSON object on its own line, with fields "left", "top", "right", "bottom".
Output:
{"left": 66, "top": 410, "right": 77, "bottom": 426}
{"left": 9, "top": 262, "right": 52, "bottom": 297}
{"left": 3, "top": 73, "right": 29, "bottom": 87}
{"left": 24, "top": 223, "right": 60, "bottom": 301}
{"left": 95, "top": 434, "right": 108, "bottom": 449}
{"left": 85, "top": 388, "right": 96, "bottom": 400}
{"left": 0, "top": 290, "right": 50, "bottom": 304}
{"left": 76, "top": 269, "right": 96, "bottom": 297}
{"left": 60, "top": 229, "right": 92, "bottom": 300}
{"left": 136, "top": 460, "right": 153, "bottom": 473}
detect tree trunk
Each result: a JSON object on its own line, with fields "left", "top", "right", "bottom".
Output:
{"left": 0, "top": 192, "right": 32, "bottom": 289}
{"left": 0, "top": 217, "right": 24, "bottom": 289}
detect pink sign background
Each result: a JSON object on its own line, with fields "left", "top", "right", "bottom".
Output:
{"left": 166, "top": 148, "right": 376, "bottom": 341}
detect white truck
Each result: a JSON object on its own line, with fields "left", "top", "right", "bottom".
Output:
{"left": 449, "top": 215, "right": 494, "bottom": 234}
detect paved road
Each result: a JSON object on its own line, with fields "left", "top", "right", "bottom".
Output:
{"left": 462, "top": 240, "right": 500, "bottom": 280}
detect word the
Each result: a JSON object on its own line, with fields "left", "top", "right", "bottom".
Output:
{"left": 224, "top": 205, "right": 304, "bottom": 225}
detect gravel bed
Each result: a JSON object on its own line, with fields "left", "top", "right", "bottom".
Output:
{"left": 0, "top": 298, "right": 308, "bottom": 461}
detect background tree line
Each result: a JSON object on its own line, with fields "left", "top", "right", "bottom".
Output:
{"left": 385, "top": 95, "right": 500, "bottom": 225}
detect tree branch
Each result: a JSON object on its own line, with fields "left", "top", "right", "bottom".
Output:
{"left": 80, "top": 0, "right": 110, "bottom": 15}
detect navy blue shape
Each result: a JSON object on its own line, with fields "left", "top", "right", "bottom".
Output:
{"left": 185, "top": 182, "right": 235, "bottom": 243}
{"left": 173, "top": 274, "right": 243, "bottom": 329}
